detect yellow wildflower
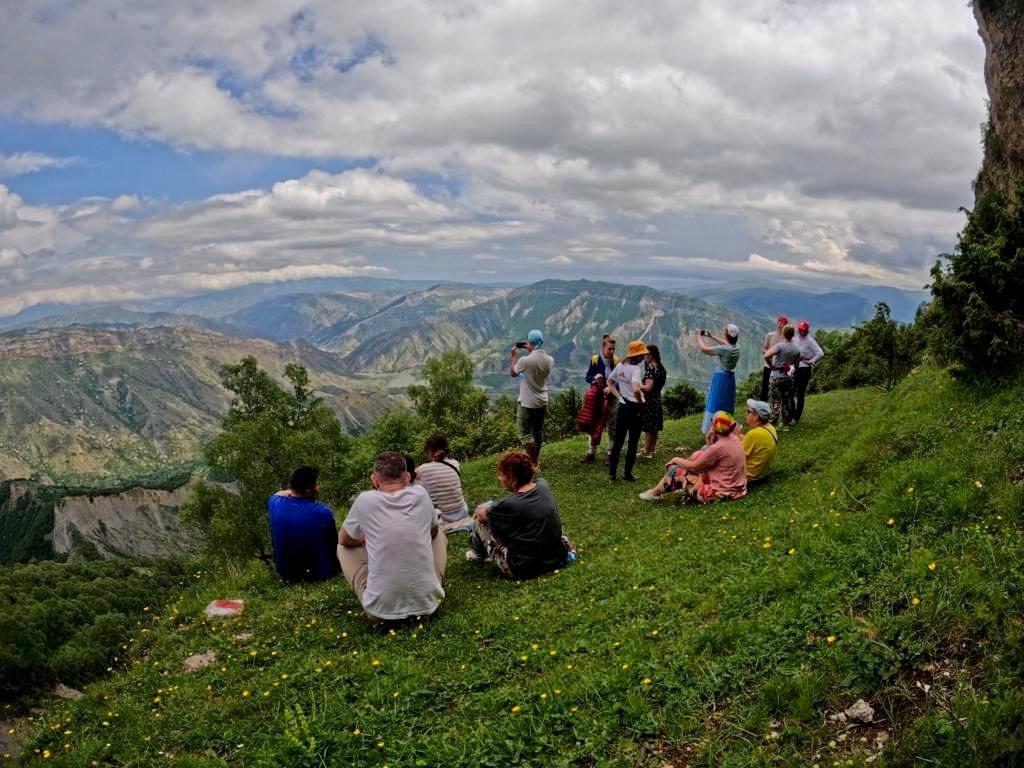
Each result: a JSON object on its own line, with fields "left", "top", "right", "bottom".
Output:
{"left": 912, "top": 597, "right": 921, "bottom": 606}
{"left": 642, "top": 678, "right": 652, "bottom": 685}
{"left": 511, "top": 705, "right": 521, "bottom": 713}
{"left": 826, "top": 636, "right": 836, "bottom": 645}
{"left": 928, "top": 562, "right": 937, "bottom": 572}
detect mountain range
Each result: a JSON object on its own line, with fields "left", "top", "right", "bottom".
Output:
{"left": 0, "top": 325, "right": 395, "bottom": 484}
{"left": 693, "top": 283, "right": 929, "bottom": 327}
{"left": 0, "top": 276, "right": 926, "bottom": 485}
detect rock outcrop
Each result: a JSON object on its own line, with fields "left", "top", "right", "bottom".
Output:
{"left": 52, "top": 479, "right": 201, "bottom": 559}
{"left": 0, "top": 476, "right": 202, "bottom": 562}
{"left": 973, "top": 0, "right": 1024, "bottom": 202}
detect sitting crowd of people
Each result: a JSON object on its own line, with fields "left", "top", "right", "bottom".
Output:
{"left": 268, "top": 440, "right": 570, "bottom": 623}
{"left": 267, "top": 318, "right": 821, "bottom": 622}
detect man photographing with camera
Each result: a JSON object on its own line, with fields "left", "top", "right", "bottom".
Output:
{"left": 511, "top": 329, "right": 554, "bottom": 468}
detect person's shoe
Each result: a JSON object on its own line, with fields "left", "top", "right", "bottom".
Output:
{"left": 608, "top": 475, "right": 617, "bottom": 483}
{"left": 580, "top": 453, "right": 595, "bottom": 464}
{"left": 638, "top": 490, "right": 662, "bottom": 502}
{"left": 603, "top": 454, "right": 611, "bottom": 466}
{"left": 464, "top": 549, "right": 481, "bottom": 562}
{"left": 623, "top": 475, "right": 638, "bottom": 482}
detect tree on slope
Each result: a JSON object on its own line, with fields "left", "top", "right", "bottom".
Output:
{"left": 924, "top": 184, "right": 1024, "bottom": 377}
{"left": 183, "top": 357, "right": 354, "bottom": 561}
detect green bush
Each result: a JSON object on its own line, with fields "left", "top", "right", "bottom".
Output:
{"left": 545, "top": 387, "right": 582, "bottom": 443}
{"left": 663, "top": 381, "right": 706, "bottom": 418}
{"left": 810, "top": 303, "right": 924, "bottom": 392}
{"left": 925, "top": 183, "right": 1024, "bottom": 377}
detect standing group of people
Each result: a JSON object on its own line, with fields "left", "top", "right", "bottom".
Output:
{"left": 576, "top": 335, "right": 667, "bottom": 481}
{"left": 760, "top": 315, "right": 824, "bottom": 427}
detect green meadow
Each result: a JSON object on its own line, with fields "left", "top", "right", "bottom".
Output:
{"left": 16, "top": 366, "right": 1024, "bottom": 767}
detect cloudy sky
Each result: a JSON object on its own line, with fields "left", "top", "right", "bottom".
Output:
{"left": 0, "top": 0, "right": 987, "bottom": 317}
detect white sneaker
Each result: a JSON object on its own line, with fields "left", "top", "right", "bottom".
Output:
{"left": 638, "top": 490, "right": 662, "bottom": 502}
{"left": 465, "top": 549, "right": 481, "bottom": 561}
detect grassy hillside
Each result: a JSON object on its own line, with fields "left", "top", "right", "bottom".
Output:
{"left": 17, "top": 366, "right": 1023, "bottom": 766}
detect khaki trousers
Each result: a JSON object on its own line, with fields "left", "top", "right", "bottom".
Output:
{"left": 336, "top": 533, "right": 448, "bottom": 605}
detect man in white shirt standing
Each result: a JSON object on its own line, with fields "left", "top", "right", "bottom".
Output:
{"left": 793, "top": 320, "right": 825, "bottom": 425}
{"left": 511, "top": 329, "right": 555, "bottom": 467}
{"left": 337, "top": 452, "right": 447, "bottom": 622}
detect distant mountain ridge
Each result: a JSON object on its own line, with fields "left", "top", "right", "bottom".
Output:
{"left": 694, "top": 284, "right": 928, "bottom": 327}
{"left": 313, "top": 283, "right": 511, "bottom": 357}
{"left": 341, "top": 279, "right": 776, "bottom": 387}
{"left": 0, "top": 325, "right": 398, "bottom": 483}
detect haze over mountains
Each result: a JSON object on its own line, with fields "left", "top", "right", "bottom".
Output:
{"left": 0, "top": 277, "right": 925, "bottom": 485}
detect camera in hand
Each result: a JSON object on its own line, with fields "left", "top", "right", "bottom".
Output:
{"left": 699, "top": 329, "right": 709, "bottom": 337}
{"left": 515, "top": 341, "right": 529, "bottom": 349}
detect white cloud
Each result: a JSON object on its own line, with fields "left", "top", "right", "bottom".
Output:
{"left": 0, "top": 169, "right": 535, "bottom": 315}
{"left": 0, "top": 0, "right": 989, "bottom": 305}
{"left": 0, "top": 152, "right": 77, "bottom": 179}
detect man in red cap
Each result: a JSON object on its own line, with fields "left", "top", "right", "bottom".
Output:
{"left": 760, "top": 315, "right": 789, "bottom": 401}
{"left": 794, "top": 320, "right": 824, "bottom": 424}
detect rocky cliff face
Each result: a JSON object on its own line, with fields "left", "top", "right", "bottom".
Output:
{"left": 0, "top": 476, "right": 200, "bottom": 562}
{"left": 973, "top": 0, "right": 1024, "bottom": 202}
{"left": 52, "top": 480, "right": 200, "bottom": 559}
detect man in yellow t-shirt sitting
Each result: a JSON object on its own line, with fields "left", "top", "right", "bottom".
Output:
{"left": 741, "top": 399, "right": 778, "bottom": 483}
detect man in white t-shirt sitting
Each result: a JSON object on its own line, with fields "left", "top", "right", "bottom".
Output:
{"left": 337, "top": 452, "right": 447, "bottom": 621}
{"left": 511, "top": 329, "right": 555, "bottom": 467}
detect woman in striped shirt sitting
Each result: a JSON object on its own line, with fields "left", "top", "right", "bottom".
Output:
{"left": 416, "top": 433, "right": 472, "bottom": 533}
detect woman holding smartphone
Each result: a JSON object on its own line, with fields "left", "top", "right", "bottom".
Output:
{"left": 695, "top": 324, "right": 740, "bottom": 436}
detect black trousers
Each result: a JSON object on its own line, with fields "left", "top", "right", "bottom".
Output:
{"left": 759, "top": 366, "right": 771, "bottom": 401}
{"left": 794, "top": 366, "right": 812, "bottom": 422}
{"left": 608, "top": 400, "right": 643, "bottom": 479}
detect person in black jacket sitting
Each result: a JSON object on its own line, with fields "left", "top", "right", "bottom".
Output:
{"left": 465, "top": 451, "right": 569, "bottom": 579}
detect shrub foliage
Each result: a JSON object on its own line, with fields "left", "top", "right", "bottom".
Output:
{"left": 924, "top": 184, "right": 1024, "bottom": 376}
{"left": 0, "top": 559, "right": 187, "bottom": 698}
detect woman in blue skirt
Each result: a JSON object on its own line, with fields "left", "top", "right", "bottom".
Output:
{"left": 694, "top": 323, "right": 740, "bottom": 435}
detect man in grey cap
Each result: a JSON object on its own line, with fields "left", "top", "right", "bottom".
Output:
{"left": 741, "top": 399, "right": 778, "bottom": 483}
{"left": 510, "top": 329, "right": 554, "bottom": 467}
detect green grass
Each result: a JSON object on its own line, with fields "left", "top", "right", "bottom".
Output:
{"left": 15, "top": 366, "right": 1024, "bottom": 766}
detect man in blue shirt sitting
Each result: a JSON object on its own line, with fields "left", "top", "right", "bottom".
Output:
{"left": 267, "top": 466, "right": 341, "bottom": 582}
